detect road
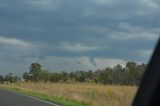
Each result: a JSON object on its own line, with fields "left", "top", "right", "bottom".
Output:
{"left": 0, "top": 88, "right": 60, "bottom": 106}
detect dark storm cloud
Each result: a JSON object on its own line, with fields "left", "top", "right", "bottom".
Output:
{"left": 0, "top": 0, "right": 159, "bottom": 75}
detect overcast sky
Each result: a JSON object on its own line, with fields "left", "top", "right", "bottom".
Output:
{"left": 0, "top": 0, "right": 159, "bottom": 76}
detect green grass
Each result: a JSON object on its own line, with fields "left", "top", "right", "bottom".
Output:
{"left": 0, "top": 83, "right": 137, "bottom": 106}
{"left": 0, "top": 85, "right": 88, "bottom": 106}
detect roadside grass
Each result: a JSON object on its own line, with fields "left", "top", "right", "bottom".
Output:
{"left": 0, "top": 85, "right": 88, "bottom": 106}
{"left": 0, "top": 83, "right": 137, "bottom": 106}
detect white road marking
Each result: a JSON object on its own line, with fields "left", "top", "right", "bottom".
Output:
{"left": 14, "top": 92, "right": 61, "bottom": 106}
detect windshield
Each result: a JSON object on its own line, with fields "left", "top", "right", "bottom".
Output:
{"left": 0, "top": 0, "right": 159, "bottom": 106}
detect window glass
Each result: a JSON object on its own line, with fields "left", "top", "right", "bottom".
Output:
{"left": 0, "top": 0, "right": 158, "bottom": 106}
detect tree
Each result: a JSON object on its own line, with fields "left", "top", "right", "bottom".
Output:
{"left": 75, "top": 71, "right": 81, "bottom": 82}
{"left": 79, "top": 71, "right": 86, "bottom": 82}
{"left": 126, "top": 62, "right": 139, "bottom": 85}
{"left": 126, "top": 62, "right": 137, "bottom": 72}
{"left": 69, "top": 72, "right": 76, "bottom": 81}
{"left": 12, "top": 76, "right": 20, "bottom": 83}
{"left": 0, "top": 75, "right": 3, "bottom": 84}
{"left": 87, "top": 70, "right": 93, "bottom": 80}
{"left": 60, "top": 71, "right": 68, "bottom": 82}
{"left": 50, "top": 73, "right": 60, "bottom": 82}
{"left": 23, "top": 72, "right": 29, "bottom": 81}
{"left": 4, "top": 73, "right": 13, "bottom": 83}
{"left": 113, "top": 64, "right": 124, "bottom": 84}
{"left": 21, "top": 61, "right": 146, "bottom": 85}
{"left": 23, "top": 72, "right": 34, "bottom": 82}
{"left": 38, "top": 70, "right": 51, "bottom": 82}
{"left": 29, "top": 63, "right": 41, "bottom": 83}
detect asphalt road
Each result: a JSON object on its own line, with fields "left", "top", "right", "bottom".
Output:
{"left": 0, "top": 88, "right": 60, "bottom": 106}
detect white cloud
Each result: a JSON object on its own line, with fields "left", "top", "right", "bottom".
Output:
{"left": 24, "top": 56, "right": 96, "bottom": 71}
{"left": 110, "top": 31, "right": 159, "bottom": 41}
{"left": 27, "top": 0, "right": 61, "bottom": 10}
{"left": 76, "top": 56, "right": 96, "bottom": 70}
{"left": 57, "top": 42, "right": 99, "bottom": 52}
{"left": 117, "top": 22, "right": 132, "bottom": 30}
{"left": 138, "top": 32, "right": 159, "bottom": 40}
{"left": 94, "top": 58, "right": 127, "bottom": 69}
{"left": 0, "top": 36, "right": 38, "bottom": 61}
{"left": 0, "top": 36, "right": 33, "bottom": 48}
{"left": 0, "top": 60, "right": 25, "bottom": 75}
{"left": 110, "top": 23, "right": 159, "bottom": 41}
{"left": 21, "top": 56, "right": 127, "bottom": 72}
{"left": 13, "top": 56, "right": 126, "bottom": 71}
{"left": 83, "top": 25, "right": 109, "bottom": 34}
{"left": 138, "top": 49, "right": 153, "bottom": 58}
{"left": 140, "top": 0, "right": 159, "bottom": 9}
{"left": 0, "top": 36, "right": 145, "bottom": 75}
{"left": 92, "top": 0, "right": 115, "bottom": 5}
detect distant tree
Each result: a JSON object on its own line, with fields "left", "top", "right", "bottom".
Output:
{"left": 60, "top": 71, "right": 68, "bottom": 82}
{"left": 114, "top": 64, "right": 123, "bottom": 72}
{"left": 126, "top": 62, "right": 137, "bottom": 72}
{"left": 0, "top": 75, "right": 3, "bottom": 84}
{"left": 50, "top": 73, "right": 60, "bottom": 83}
{"left": 12, "top": 76, "right": 20, "bottom": 83}
{"left": 79, "top": 71, "right": 86, "bottom": 82}
{"left": 22, "top": 61, "right": 146, "bottom": 85}
{"left": 4, "top": 73, "right": 13, "bottom": 83}
{"left": 75, "top": 71, "right": 81, "bottom": 82}
{"left": 29, "top": 63, "right": 41, "bottom": 83}
{"left": 135, "top": 63, "right": 147, "bottom": 85}
{"left": 87, "top": 70, "right": 93, "bottom": 80}
{"left": 69, "top": 72, "right": 76, "bottom": 81}
{"left": 23, "top": 72, "right": 29, "bottom": 81}
{"left": 113, "top": 64, "right": 124, "bottom": 84}
{"left": 105, "top": 68, "right": 114, "bottom": 84}
{"left": 38, "top": 70, "right": 51, "bottom": 82}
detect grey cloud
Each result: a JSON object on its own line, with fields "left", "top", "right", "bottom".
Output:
{"left": 0, "top": 0, "right": 159, "bottom": 75}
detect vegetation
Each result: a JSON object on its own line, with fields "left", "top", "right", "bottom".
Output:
{"left": 0, "top": 62, "right": 146, "bottom": 85}
{"left": 0, "top": 61, "right": 144, "bottom": 106}
{"left": 0, "top": 83, "right": 137, "bottom": 106}
{"left": 0, "top": 73, "right": 20, "bottom": 83}
{"left": 21, "top": 62, "right": 146, "bottom": 85}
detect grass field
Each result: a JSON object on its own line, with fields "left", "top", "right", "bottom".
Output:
{"left": 0, "top": 83, "right": 137, "bottom": 106}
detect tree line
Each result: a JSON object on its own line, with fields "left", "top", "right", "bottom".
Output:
{"left": 0, "top": 73, "right": 20, "bottom": 84}
{"left": 21, "top": 62, "right": 147, "bottom": 85}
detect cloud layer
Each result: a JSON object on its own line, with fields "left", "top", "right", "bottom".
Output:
{"left": 0, "top": 0, "right": 159, "bottom": 75}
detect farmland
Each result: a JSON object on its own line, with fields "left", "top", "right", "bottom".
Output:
{"left": 0, "top": 83, "right": 137, "bottom": 106}
{"left": 0, "top": 62, "right": 142, "bottom": 106}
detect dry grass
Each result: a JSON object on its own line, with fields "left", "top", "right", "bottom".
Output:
{"left": 1, "top": 83, "right": 137, "bottom": 106}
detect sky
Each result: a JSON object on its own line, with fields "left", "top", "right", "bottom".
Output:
{"left": 0, "top": 0, "right": 159, "bottom": 76}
